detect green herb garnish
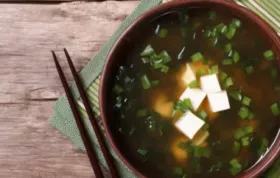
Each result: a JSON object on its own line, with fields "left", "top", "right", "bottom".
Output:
{"left": 239, "top": 106, "right": 249, "bottom": 119}
{"left": 158, "top": 28, "right": 168, "bottom": 38}
{"left": 245, "top": 66, "right": 254, "bottom": 75}
{"left": 140, "top": 74, "right": 151, "bottom": 89}
{"left": 264, "top": 50, "right": 275, "bottom": 60}
{"left": 188, "top": 80, "right": 199, "bottom": 88}
{"left": 271, "top": 102, "right": 280, "bottom": 116}
{"left": 241, "top": 137, "right": 250, "bottom": 146}
{"left": 233, "top": 51, "right": 240, "bottom": 63}
{"left": 141, "top": 44, "right": 154, "bottom": 56}
{"left": 223, "top": 58, "right": 233, "bottom": 65}
{"left": 198, "top": 110, "right": 208, "bottom": 120}
{"left": 229, "top": 91, "right": 242, "bottom": 101}
{"left": 242, "top": 96, "right": 251, "bottom": 106}
{"left": 191, "top": 52, "right": 203, "bottom": 62}
{"left": 233, "top": 141, "right": 241, "bottom": 154}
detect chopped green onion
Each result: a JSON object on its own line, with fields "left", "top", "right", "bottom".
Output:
{"left": 159, "top": 50, "right": 171, "bottom": 64}
{"left": 183, "top": 99, "right": 193, "bottom": 110}
{"left": 196, "top": 68, "right": 207, "bottom": 76}
{"left": 137, "top": 148, "right": 148, "bottom": 157}
{"left": 113, "top": 84, "right": 124, "bottom": 94}
{"left": 173, "top": 167, "right": 184, "bottom": 176}
{"left": 204, "top": 29, "right": 211, "bottom": 37}
{"left": 239, "top": 106, "right": 249, "bottom": 119}
{"left": 137, "top": 109, "right": 148, "bottom": 117}
{"left": 223, "top": 58, "right": 233, "bottom": 65}
{"left": 243, "top": 125, "right": 253, "bottom": 134}
{"left": 229, "top": 159, "right": 242, "bottom": 176}
{"left": 194, "top": 147, "right": 211, "bottom": 158}
{"left": 161, "top": 65, "right": 169, "bottom": 73}
{"left": 232, "top": 18, "right": 242, "bottom": 28}
{"left": 233, "top": 141, "right": 241, "bottom": 154}
{"left": 242, "top": 96, "right": 251, "bottom": 106}
{"left": 158, "top": 28, "right": 168, "bottom": 38}
{"left": 211, "top": 29, "right": 217, "bottom": 38}
{"left": 224, "top": 77, "right": 233, "bottom": 89}
{"left": 124, "top": 76, "right": 131, "bottom": 84}
{"left": 220, "top": 72, "right": 228, "bottom": 81}
{"left": 245, "top": 66, "right": 254, "bottom": 75}
{"left": 225, "top": 43, "right": 232, "bottom": 53}
{"left": 233, "top": 51, "right": 240, "bottom": 63}
{"left": 271, "top": 68, "right": 277, "bottom": 78}
{"left": 271, "top": 102, "right": 280, "bottom": 116}
{"left": 248, "top": 111, "right": 255, "bottom": 120}
{"left": 177, "top": 46, "right": 185, "bottom": 60}
{"left": 188, "top": 80, "right": 199, "bottom": 88}
{"left": 141, "top": 57, "right": 149, "bottom": 64}
{"left": 264, "top": 50, "right": 275, "bottom": 60}
{"left": 141, "top": 44, "right": 154, "bottom": 56}
{"left": 258, "top": 137, "right": 269, "bottom": 157}
{"left": 151, "top": 80, "right": 159, "bottom": 87}
{"left": 209, "top": 11, "right": 217, "bottom": 20}
{"left": 198, "top": 110, "right": 208, "bottom": 120}
{"left": 174, "top": 99, "right": 193, "bottom": 113}
{"left": 216, "top": 23, "right": 228, "bottom": 34}
{"left": 241, "top": 137, "right": 250, "bottom": 146}
{"left": 140, "top": 75, "right": 151, "bottom": 89}
{"left": 209, "top": 65, "right": 219, "bottom": 74}
{"left": 229, "top": 91, "right": 242, "bottom": 101}
{"left": 191, "top": 52, "right": 203, "bottom": 62}
{"left": 234, "top": 128, "right": 245, "bottom": 140}
{"left": 225, "top": 25, "right": 236, "bottom": 40}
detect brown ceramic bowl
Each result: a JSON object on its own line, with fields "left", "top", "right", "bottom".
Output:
{"left": 100, "top": 0, "right": 280, "bottom": 177}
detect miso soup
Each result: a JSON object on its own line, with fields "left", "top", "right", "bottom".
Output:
{"left": 110, "top": 8, "right": 280, "bottom": 178}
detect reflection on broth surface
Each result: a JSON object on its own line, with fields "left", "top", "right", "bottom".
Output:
{"left": 110, "top": 8, "right": 280, "bottom": 178}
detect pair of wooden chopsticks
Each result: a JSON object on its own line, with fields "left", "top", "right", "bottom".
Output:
{"left": 52, "top": 49, "right": 119, "bottom": 178}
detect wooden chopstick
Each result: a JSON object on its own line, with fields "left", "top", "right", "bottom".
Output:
{"left": 63, "top": 48, "right": 119, "bottom": 178}
{"left": 52, "top": 51, "right": 104, "bottom": 178}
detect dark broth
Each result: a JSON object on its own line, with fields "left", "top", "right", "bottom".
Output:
{"left": 110, "top": 8, "right": 280, "bottom": 178}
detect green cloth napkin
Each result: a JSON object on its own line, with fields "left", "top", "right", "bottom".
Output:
{"left": 49, "top": 0, "right": 280, "bottom": 177}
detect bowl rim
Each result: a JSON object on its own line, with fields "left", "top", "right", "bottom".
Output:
{"left": 99, "top": 0, "right": 280, "bottom": 177}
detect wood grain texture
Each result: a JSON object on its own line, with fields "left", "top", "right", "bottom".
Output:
{"left": 0, "top": 1, "right": 138, "bottom": 177}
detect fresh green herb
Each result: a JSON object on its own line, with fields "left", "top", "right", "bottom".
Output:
{"left": 209, "top": 65, "right": 219, "bottom": 74}
{"left": 223, "top": 58, "right": 233, "bottom": 65}
{"left": 196, "top": 68, "right": 207, "bottom": 76}
{"left": 113, "top": 84, "right": 124, "bottom": 94}
{"left": 245, "top": 66, "right": 254, "bottom": 75}
{"left": 198, "top": 110, "right": 208, "bottom": 120}
{"left": 141, "top": 57, "right": 149, "bottom": 64}
{"left": 209, "top": 11, "right": 217, "bottom": 20}
{"left": 233, "top": 51, "right": 240, "bottom": 63}
{"left": 141, "top": 44, "right": 154, "bottom": 56}
{"left": 271, "top": 68, "right": 278, "bottom": 78}
{"left": 271, "top": 102, "right": 280, "bottom": 116}
{"left": 244, "top": 125, "right": 253, "bottom": 134}
{"left": 264, "top": 50, "right": 275, "bottom": 60}
{"left": 241, "top": 137, "right": 250, "bottom": 146}
{"left": 232, "top": 18, "right": 242, "bottom": 28}
{"left": 215, "top": 23, "right": 227, "bottom": 34}
{"left": 229, "top": 159, "right": 242, "bottom": 176}
{"left": 124, "top": 76, "right": 131, "bottom": 84}
{"left": 177, "top": 46, "right": 185, "bottom": 60}
{"left": 211, "top": 29, "right": 217, "bottom": 38}
{"left": 233, "top": 141, "right": 241, "bottom": 154}
{"left": 220, "top": 72, "right": 228, "bottom": 81}
{"left": 242, "top": 96, "right": 251, "bottom": 106}
{"left": 229, "top": 91, "right": 242, "bottom": 101}
{"left": 239, "top": 106, "right": 249, "bottom": 119}
{"left": 225, "top": 43, "right": 232, "bottom": 53}
{"left": 158, "top": 28, "right": 168, "bottom": 38}
{"left": 188, "top": 80, "right": 199, "bottom": 88}
{"left": 225, "top": 25, "right": 236, "bottom": 40}
{"left": 159, "top": 50, "right": 171, "bottom": 64}
{"left": 161, "top": 65, "right": 169, "bottom": 73}
{"left": 191, "top": 52, "right": 203, "bottom": 62}
{"left": 140, "top": 75, "right": 151, "bottom": 89}
{"left": 151, "top": 80, "right": 159, "bottom": 87}
{"left": 204, "top": 29, "right": 211, "bottom": 37}
{"left": 226, "top": 77, "right": 234, "bottom": 87}
{"left": 173, "top": 167, "right": 184, "bottom": 176}
{"left": 137, "top": 109, "right": 148, "bottom": 117}
{"left": 234, "top": 128, "right": 245, "bottom": 140}
{"left": 137, "top": 148, "right": 148, "bottom": 157}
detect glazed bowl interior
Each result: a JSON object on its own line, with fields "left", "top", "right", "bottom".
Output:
{"left": 100, "top": 0, "right": 280, "bottom": 177}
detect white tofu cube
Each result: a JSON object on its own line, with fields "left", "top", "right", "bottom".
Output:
{"left": 180, "top": 88, "right": 206, "bottom": 111}
{"left": 208, "top": 91, "right": 230, "bottom": 112}
{"left": 182, "top": 63, "right": 196, "bottom": 85}
{"left": 175, "top": 111, "right": 205, "bottom": 139}
{"left": 200, "top": 74, "right": 221, "bottom": 93}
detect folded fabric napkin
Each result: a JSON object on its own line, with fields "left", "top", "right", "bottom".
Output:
{"left": 49, "top": 0, "right": 280, "bottom": 177}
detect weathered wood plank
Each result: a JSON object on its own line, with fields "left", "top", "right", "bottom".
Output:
{"left": 0, "top": 1, "right": 138, "bottom": 178}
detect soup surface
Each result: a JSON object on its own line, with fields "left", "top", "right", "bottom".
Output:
{"left": 110, "top": 8, "right": 280, "bottom": 178}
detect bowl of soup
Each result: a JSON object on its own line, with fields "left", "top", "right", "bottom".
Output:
{"left": 99, "top": 0, "right": 280, "bottom": 177}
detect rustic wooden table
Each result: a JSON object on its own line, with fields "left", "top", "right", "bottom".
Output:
{"left": 0, "top": 1, "right": 138, "bottom": 177}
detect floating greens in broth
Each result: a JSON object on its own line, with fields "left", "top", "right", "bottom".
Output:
{"left": 111, "top": 8, "right": 280, "bottom": 178}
